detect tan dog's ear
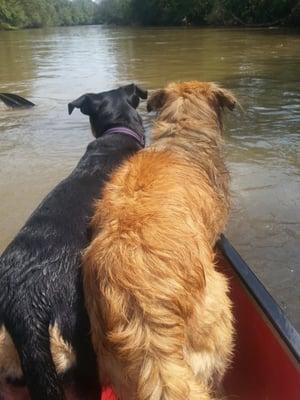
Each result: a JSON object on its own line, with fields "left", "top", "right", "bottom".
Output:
{"left": 147, "top": 89, "right": 167, "bottom": 112}
{"left": 214, "top": 87, "right": 236, "bottom": 111}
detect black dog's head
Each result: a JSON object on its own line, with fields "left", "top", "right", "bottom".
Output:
{"left": 68, "top": 84, "right": 148, "bottom": 138}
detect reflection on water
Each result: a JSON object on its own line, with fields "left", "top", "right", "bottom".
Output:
{"left": 0, "top": 26, "right": 299, "bottom": 328}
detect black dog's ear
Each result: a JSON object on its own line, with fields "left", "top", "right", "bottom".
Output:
{"left": 147, "top": 89, "right": 167, "bottom": 112}
{"left": 134, "top": 85, "right": 148, "bottom": 100}
{"left": 124, "top": 83, "right": 148, "bottom": 100}
{"left": 123, "top": 84, "right": 148, "bottom": 109}
{"left": 213, "top": 87, "right": 236, "bottom": 111}
{"left": 68, "top": 94, "right": 101, "bottom": 116}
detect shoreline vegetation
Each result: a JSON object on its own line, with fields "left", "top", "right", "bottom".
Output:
{"left": 0, "top": 0, "right": 299, "bottom": 31}
{"left": 0, "top": 0, "right": 96, "bottom": 30}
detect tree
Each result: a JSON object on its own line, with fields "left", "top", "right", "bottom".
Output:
{"left": 1, "top": 0, "right": 298, "bottom": 29}
{"left": 0, "top": 0, "right": 97, "bottom": 29}
{"left": 96, "top": 0, "right": 132, "bottom": 24}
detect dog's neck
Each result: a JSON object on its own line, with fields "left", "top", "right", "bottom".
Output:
{"left": 151, "top": 102, "right": 223, "bottom": 152}
{"left": 149, "top": 102, "right": 228, "bottom": 195}
{"left": 102, "top": 126, "right": 145, "bottom": 148}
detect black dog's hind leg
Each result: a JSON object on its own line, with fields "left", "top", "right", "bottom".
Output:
{"left": 13, "top": 326, "right": 64, "bottom": 400}
{"left": 62, "top": 331, "right": 100, "bottom": 400}
{"left": 73, "top": 323, "right": 100, "bottom": 400}
{"left": 63, "top": 368, "right": 99, "bottom": 400}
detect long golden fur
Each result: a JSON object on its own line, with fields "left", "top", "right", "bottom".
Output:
{"left": 83, "top": 81, "right": 236, "bottom": 400}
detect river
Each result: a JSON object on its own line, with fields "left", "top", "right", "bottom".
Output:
{"left": 0, "top": 26, "right": 299, "bottom": 329}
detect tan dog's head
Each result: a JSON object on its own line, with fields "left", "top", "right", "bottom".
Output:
{"left": 147, "top": 81, "right": 236, "bottom": 119}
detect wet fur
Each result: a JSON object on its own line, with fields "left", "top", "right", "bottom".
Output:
{"left": 0, "top": 84, "right": 147, "bottom": 400}
{"left": 83, "top": 81, "right": 236, "bottom": 399}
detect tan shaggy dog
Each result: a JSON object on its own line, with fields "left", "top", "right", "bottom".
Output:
{"left": 83, "top": 81, "right": 236, "bottom": 400}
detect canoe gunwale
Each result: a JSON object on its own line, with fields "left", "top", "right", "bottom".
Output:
{"left": 217, "top": 234, "right": 300, "bottom": 363}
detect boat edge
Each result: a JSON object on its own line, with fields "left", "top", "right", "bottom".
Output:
{"left": 217, "top": 234, "right": 300, "bottom": 363}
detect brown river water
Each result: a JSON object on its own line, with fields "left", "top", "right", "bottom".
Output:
{"left": 0, "top": 26, "right": 299, "bottom": 329}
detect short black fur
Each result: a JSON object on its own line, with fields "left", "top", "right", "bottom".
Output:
{"left": 0, "top": 84, "right": 147, "bottom": 400}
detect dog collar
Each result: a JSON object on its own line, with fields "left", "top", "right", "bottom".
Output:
{"left": 103, "top": 127, "right": 145, "bottom": 147}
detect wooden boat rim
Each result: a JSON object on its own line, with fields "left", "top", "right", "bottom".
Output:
{"left": 218, "top": 234, "right": 300, "bottom": 363}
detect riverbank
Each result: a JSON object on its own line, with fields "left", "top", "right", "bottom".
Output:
{"left": 1, "top": 22, "right": 299, "bottom": 32}
{"left": 1, "top": 0, "right": 298, "bottom": 31}
{"left": 0, "top": 22, "right": 95, "bottom": 31}
{"left": 0, "top": 22, "right": 18, "bottom": 30}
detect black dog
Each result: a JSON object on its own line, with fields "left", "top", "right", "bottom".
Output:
{"left": 0, "top": 84, "right": 147, "bottom": 400}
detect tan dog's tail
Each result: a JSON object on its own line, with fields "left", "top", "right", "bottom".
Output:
{"left": 137, "top": 343, "right": 211, "bottom": 400}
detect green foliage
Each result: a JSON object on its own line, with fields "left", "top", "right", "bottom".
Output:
{"left": 96, "top": 0, "right": 299, "bottom": 26}
{"left": 217, "top": 0, "right": 299, "bottom": 25}
{"left": 96, "top": 0, "right": 132, "bottom": 24}
{"left": 0, "top": 0, "right": 97, "bottom": 29}
{"left": 1, "top": 0, "right": 298, "bottom": 29}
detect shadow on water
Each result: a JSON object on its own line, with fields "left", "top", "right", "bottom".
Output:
{"left": 0, "top": 26, "right": 299, "bottom": 328}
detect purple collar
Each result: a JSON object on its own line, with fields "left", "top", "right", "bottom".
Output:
{"left": 103, "top": 127, "right": 145, "bottom": 147}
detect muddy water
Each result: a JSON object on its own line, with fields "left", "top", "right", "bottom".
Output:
{"left": 0, "top": 26, "right": 299, "bottom": 329}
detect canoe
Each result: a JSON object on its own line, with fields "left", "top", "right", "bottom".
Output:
{"left": 100, "top": 235, "right": 300, "bottom": 400}
{"left": 218, "top": 234, "right": 300, "bottom": 399}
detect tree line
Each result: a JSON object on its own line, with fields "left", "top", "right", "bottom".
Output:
{"left": 0, "top": 0, "right": 96, "bottom": 29}
{"left": 97, "top": 0, "right": 299, "bottom": 27}
{"left": 1, "top": 0, "right": 299, "bottom": 30}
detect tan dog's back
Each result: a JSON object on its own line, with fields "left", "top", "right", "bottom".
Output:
{"left": 83, "top": 81, "right": 235, "bottom": 400}
{"left": 84, "top": 151, "right": 232, "bottom": 400}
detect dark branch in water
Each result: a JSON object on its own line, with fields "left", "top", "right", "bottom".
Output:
{"left": 0, "top": 93, "right": 35, "bottom": 109}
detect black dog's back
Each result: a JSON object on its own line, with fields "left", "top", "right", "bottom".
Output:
{"left": 0, "top": 84, "right": 147, "bottom": 400}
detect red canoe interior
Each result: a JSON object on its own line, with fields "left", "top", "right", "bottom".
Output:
{"left": 219, "top": 253, "right": 300, "bottom": 400}
{"left": 100, "top": 252, "right": 300, "bottom": 400}
{"left": 101, "top": 386, "right": 116, "bottom": 400}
